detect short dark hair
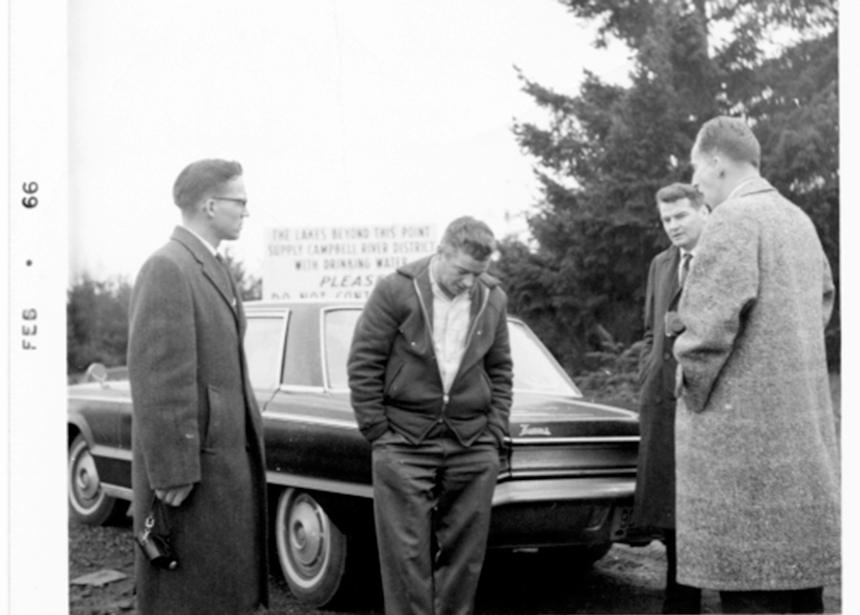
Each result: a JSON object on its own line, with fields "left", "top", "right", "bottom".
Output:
{"left": 440, "top": 216, "right": 495, "bottom": 261}
{"left": 656, "top": 183, "right": 705, "bottom": 210}
{"left": 173, "top": 159, "right": 243, "bottom": 211}
{"left": 694, "top": 116, "right": 760, "bottom": 168}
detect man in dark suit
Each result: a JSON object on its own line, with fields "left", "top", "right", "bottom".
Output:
{"left": 633, "top": 182, "right": 708, "bottom": 614}
{"left": 127, "top": 159, "right": 268, "bottom": 615}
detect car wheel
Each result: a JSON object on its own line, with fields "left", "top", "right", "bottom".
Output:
{"left": 275, "top": 488, "right": 351, "bottom": 607}
{"left": 68, "top": 434, "right": 127, "bottom": 525}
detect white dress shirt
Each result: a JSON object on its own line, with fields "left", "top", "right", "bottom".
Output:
{"left": 429, "top": 258, "right": 472, "bottom": 394}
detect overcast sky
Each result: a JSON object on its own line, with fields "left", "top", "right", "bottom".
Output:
{"left": 68, "top": 0, "right": 632, "bottom": 282}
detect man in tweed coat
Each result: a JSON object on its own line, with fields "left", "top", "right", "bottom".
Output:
{"left": 634, "top": 183, "right": 707, "bottom": 614}
{"left": 674, "top": 116, "right": 840, "bottom": 614}
{"left": 128, "top": 159, "right": 268, "bottom": 614}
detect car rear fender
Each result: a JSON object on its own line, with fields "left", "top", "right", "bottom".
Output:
{"left": 67, "top": 413, "right": 95, "bottom": 449}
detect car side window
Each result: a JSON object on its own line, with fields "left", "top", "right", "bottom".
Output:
{"left": 323, "top": 308, "right": 361, "bottom": 390}
{"left": 243, "top": 316, "right": 287, "bottom": 390}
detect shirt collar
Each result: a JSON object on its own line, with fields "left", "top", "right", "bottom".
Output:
{"left": 183, "top": 225, "right": 219, "bottom": 258}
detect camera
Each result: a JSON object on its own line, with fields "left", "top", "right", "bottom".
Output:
{"left": 136, "top": 513, "right": 178, "bottom": 570}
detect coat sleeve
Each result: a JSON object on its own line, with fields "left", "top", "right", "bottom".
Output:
{"left": 822, "top": 253, "right": 835, "bottom": 328}
{"left": 673, "top": 207, "right": 759, "bottom": 413}
{"left": 128, "top": 255, "right": 202, "bottom": 489}
{"left": 638, "top": 257, "right": 658, "bottom": 385}
{"left": 347, "top": 278, "right": 398, "bottom": 442}
{"left": 483, "top": 293, "right": 513, "bottom": 447}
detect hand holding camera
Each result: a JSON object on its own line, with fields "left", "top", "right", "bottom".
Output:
{"left": 136, "top": 495, "right": 179, "bottom": 570}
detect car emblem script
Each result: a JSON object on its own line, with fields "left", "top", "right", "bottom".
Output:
{"left": 519, "top": 424, "right": 551, "bottom": 437}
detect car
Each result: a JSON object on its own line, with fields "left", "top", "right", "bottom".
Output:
{"left": 68, "top": 300, "right": 643, "bottom": 607}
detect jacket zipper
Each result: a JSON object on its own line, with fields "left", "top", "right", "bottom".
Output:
{"left": 413, "top": 277, "right": 492, "bottom": 418}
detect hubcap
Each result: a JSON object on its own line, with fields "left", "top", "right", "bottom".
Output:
{"left": 289, "top": 496, "right": 325, "bottom": 571}
{"left": 70, "top": 443, "right": 103, "bottom": 507}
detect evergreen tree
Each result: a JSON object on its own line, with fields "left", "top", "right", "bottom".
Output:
{"left": 502, "top": 0, "right": 839, "bottom": 373}
{"left": 67, "top": 275, "right": 132, "bottom": 374}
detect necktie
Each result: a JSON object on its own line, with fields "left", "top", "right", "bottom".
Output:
{"left": 679, "top": 252, "right": 693, "bottom": 288}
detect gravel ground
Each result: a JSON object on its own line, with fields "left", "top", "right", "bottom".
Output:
{"left": 69, "top": 515, "right": 841, "bottom": 615}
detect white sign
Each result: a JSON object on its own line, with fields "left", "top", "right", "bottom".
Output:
{"left": 263, "top": 224, "right": 437, "bottom": 301}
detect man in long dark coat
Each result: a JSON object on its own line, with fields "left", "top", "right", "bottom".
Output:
{"left": 128, "top": 159, "right": 268, "bottom": 615}
{"left": 634, "top": 182, "right": 707, "bottom": 614}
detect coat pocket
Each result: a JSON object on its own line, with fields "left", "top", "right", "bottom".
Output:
{"left": 203, "top": 385, "right": 245, "bottom": 452}
{"left": 383, "top": 360, "right": 405, "bottom": 397}
{"left": 478, "top": 369, "right": 494, "bottom": 408}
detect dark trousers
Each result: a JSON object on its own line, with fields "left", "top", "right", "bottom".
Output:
{"left": 663, "top": 529, "right": 702, "bottom": 614}
{"left": 720, "top": 587, "right": 824, "bottom": 614}
{"left": 371, "top": 431, "right": 500, "bottom": 615}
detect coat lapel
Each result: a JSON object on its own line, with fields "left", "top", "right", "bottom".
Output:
{"left": 171, "top": 227, "right": 240, "bottom": 326}
{"left": 413, "top": 258, "right": 435, "bottom": 333}
{"left": 659, "top": 247, "right": 682, "bottom": 310}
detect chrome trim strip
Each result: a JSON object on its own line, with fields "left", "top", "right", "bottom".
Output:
{"left": 264, "top": 473, "right": 635, "bottom": 504}
{"left": 512, "top": 415, "right": 638, "bottom": 423}
{"left": 68, "top": 395, "right": 132, "bottom": 404}
{"left": 266, "top": 471, "right": 374, "bottom": 498}
{"left": 102, "top": 484, "right": 133, "bottom": 501}
{"left": 89, "top": 445, "right": 133, "bottom": 461}
{"left": 508, "top": 468, "right": 637, "bottom": 479}
{"left": 277, "top": 384, "right": 327, "bottom": 394}
{"left": 263, "top": 412, "right": 637, "bottom": 443}
{"left": 492, "top": 476, "right": 635, "bottom": 506}
{"left": 321, "top": 385, "right": 603, "bottom": 397}
{"left": 264, "top": 412, "right": 359, "bottom": 430}
{"left": 570, "top": 399, "right": 639, "bottom": 418}
{"left": 508, "top": 436, "right": 640, "bottom": 445}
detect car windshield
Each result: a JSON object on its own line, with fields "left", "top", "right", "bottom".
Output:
{"left": 323, "top": 308, "right": 581, "bottom": 397}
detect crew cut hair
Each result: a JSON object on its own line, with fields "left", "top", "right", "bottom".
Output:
{"left": 440, "top": 216, "right": 496, "bottom": 261}
{"left": 694, "top": 116, "right": 761, "bottom": 169}
{"left": 656, "top": 183, "right": 705, "bottom": 210}
{"left": 173, "top": 159, "right": 243, "bottom": 212}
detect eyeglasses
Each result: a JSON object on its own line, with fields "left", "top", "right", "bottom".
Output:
{"left": 211, "top": 196, "right": 248, "bottom": 207}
